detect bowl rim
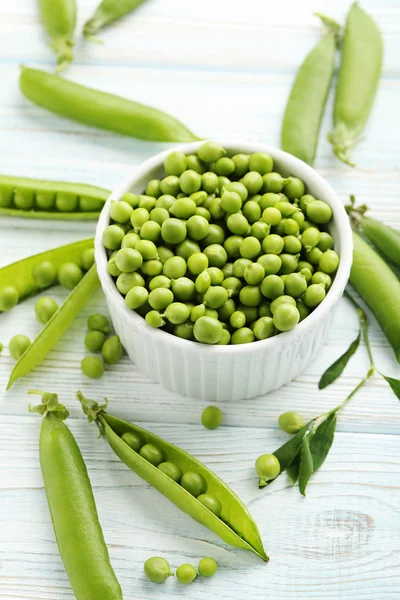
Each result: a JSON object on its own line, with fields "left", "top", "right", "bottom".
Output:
{"left": 95, "top": 141, "right": 353, "bottom": 356}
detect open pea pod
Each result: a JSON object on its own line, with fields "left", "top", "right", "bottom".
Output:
{"left": 78, "top": 395, "right": 268, "bottom": 561}
{"left": 0, "top": 238, "right": 94, "bottom": 305}
{"left": 0, "top": 174, "right": 109, "bottom": 219}
{"left": 7, "top": 265, "right": 100, "bottom": 389}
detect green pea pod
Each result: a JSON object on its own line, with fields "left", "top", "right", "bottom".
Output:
{"left": 0, "top": 238, "right": 93, "bottom": 308}
{"left": 30, "top": 392, "right": 122, "bottom": 599}
{"left": 328, "top": 3, "right": 383, "bottom": 166}
{"left": 360, "top": 216, "right": 400, "bottom": 269}
{"left": 84, "top": 0, "right": 148, "bottom": 40}
{"left": 281, "top": 16, "right": 339, "bottom": 165}
{"left": 78, "top": 394, "right": 268, "bottom": 561}
{"left": 38, "top": 0, "right": 77, "bottom": 72}
{"left": 0, "top": 174, "right": 109, "bottom": 219}
{"left": 350, "top": 232, "right": 400, "bottom": 363}
{"left": 20, "top": 67, "right": 199, "bottom": 143}
{"left": 7, "top": 265, "right": 99, "bottom": 389}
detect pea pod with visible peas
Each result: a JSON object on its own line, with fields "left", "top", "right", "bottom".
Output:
{"left": 328, "top": 3, "right": 383, "bottom": 166}
{"left": 20, "top": 67, "right": 199, "bottom": 143}
{"left": 29, "top": 391, "right": 122, "bottom": 599}
{"left": 7, "top": 265, "right": 100, "bottom": 389}
{"left": 281, "top": 15, "right": 340, "bottom": 166}
{"left": 78, "top": 392, "right": 268, "bottom": 561}
{"left": 0, "top": 238, "right": 94, "bottom": 312}
{"left": 38, "top": 0, "right": 76, "bottom": 72}
{"left": 350, "top": 232, "right": 400, "bottom": 363}
{"left": 84, "top": 0, "right": 148, "bottom": 40}
{"left": 0, "top": 174, "right": 109, "bottom": 219}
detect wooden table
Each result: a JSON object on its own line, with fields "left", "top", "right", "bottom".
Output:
{"left": 1, "top": 1, "right": 399, "bottom": 598}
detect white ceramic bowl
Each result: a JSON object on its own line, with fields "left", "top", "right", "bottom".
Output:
{"left": 95, "top": 142, "right": 353, "bottom": 401}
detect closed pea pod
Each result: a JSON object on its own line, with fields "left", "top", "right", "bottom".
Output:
{"left": 38, "top": 0, "right": 76, "bottom": 72}
{"left": 350, "top": 232, "right": 400, "bottom": 363}
{"left": 78, "top": 393, "right": 268, "bottom": 561}
{"left": 328, "top": 3, "right": 383, "bottom": 166}
{"left": 30, "top": 392, "right": 122, "bottom": 599}
{"left": 359, "top": 216, "right": 400, "bottom": 268}
{"left": 20, "top": 67, "right": 198, "bottom": 143}
{"left": 84, "top": 0, "right": 148, "bottom": 40}
{"left": 281, "top": 16, "right": 339, "bottom": 165}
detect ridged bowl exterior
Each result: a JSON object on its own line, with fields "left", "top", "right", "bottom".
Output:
{"left": 95, "top": 142, "right": 353, "bottom": 402}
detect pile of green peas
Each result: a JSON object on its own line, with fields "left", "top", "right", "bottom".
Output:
{"left": 121, "top": 429, "right": 223, "bottom": 517}
{"left": 81, "top": 313, "right": 124, "bottom": 378}
{"left": 144, "top": 556, "right": 217, "bottom": 584}
{"left": 103, "top": 141, "right": 340, "bottom": 345}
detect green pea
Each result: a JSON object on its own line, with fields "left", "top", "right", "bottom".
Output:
{"left": 32, "top": 261, "right": 56, "bottom": 288}
{"left": 140, "top": 220, "right": 161, "bottom": 243}
{"left": 298, "top": 267, "right": 313, "bottom": 283}
{"left": 35, "top": 190, "right": 55, "bottom": 209}
{"left": 231, "top": 153, "right": 250, "bottom": 177}
{"left": 142, "top": 260, "right": 163, "bottom": 277}
{"left": 255, "top": 453, "right": 280, "bottom": 485}
{"left": 161, "top": 218, "right": 187, "bottom": 244}
{"left": 110, "top": 200, "right": 133, "bottom": 223}
{"left": 203, "top": 244, "right": 227, "bottom": 268}
{"left": 224, "top": 182, "right": 248, "bottom": 201}
{"left": 102, "top": 224, "right": 124, "bottom": 250}
{"left": 101, "top": 335, "right": 123, "bottom": 364}
{"left": 180, "top": 471, "right": 207, "bottom": 496}
{"left": 239, "top": 285, "right": 262, "bottom": 307}
{"left": 130, "top": 208, "right": 149, "bottom": 230}
{"left": 84, "top": 330, "right": 106, "bottom": 352}
{"left": 195, "top": 206, "right": 211, "bottom": 220}
{"left": 231, "top": 258, "right": 251, "bottom": 278}
{"left": 138, "top": 195, "right": 156, "bottom": 211}
{"left": 243, "top": 263, "right": 264, "bottom": 285}
{"left": 231, "top": 327, "right": 255, "bottom": 344}
{"left": 239, "top": 237, "right": 260, "bottom": 260}
{"left": 262, "top": 234, "right": 284, "bottom": 255}
{"left": 307, "top": 200, "right": 332, "bottom": 224}
{"left": 304, "top": 246, "right": 323, "bottom": 265}
{"left": 283, "top": 235, "right": 302, "bottom": 255}
{"left": 139, "top": 443, "right": 165, "bottom": 466}
{"left": 312, "top": 271, "right": 332, "bottom": 290}
{"left": 176, "top": 239, "right": 201, "bottom": 261}
{"left": 9, "top": 334, "right": 31, "bottom": 360}
{"left": 291, "top": 211, "right": 305, "bottom": 229}
{"left": 197, "top": 493, "right": 222, "bottom": 517}
{"left": 203, "top": 224, "right": 225, "bottom": 247}
{"left": 301, "top": 227, "right": 321, "bottom": 251}
{"left": 260, "top": 274, "right": 284, "bottom": 299}
{"left": 121, "top": 232, "right": 140, "bottom": 250}
{"left": 120, "top": 192, "right": 139, "bottom": 208}
{"left": 159, "top": 175, "right": 180, "bottom": 196}
{"left": 319, "top": 250, "right": 339, "bottom": 274}
{"left": 148, "top": 288, "right": 174, "bottom": 310}
{"left": 195, "top": 270, "right": 211, "bottom": 294}
{"left": 216, "top": 328, "right": 231, "bottom": 344}
{"left": 163, "top": 256, "right": 187, "bottom": 279}
{"left": 144, "top": 556, "right": 173, "bottom": 584}
{"left": 58, "top": 262, "right": 83, "bottom": 289}
{"left": 115, "top": 248, "right": 143, "bottom": 273}
{"left": 187, "top": 253, "right": 208, "bottom": 277}
{"left": 279, "top": 253, "right": 299, "bottom": 274}
{"left": 304, "top": 283, "right": 326, "bottom": 308}
{"left": 284, "top": 177, "right": 305, "bottom": 199}
{"left": 0, "top": 286, "right": 19, "bottom": 311}
{"left": 270, "top": 295, "right": 297, "bottom": 314}
{"left": 212, "top": 157, "right": 234, "bottom": 176}
{"left": 259, "top": 192, "right": 281, "bottom": 210}
{"left": 116, "top": 271, "right": 145, "bottom": 295}
{"left": 145, "top": 310, "right": 165, "bottom": 328}
{"left": 164, "top": 150, "right": 187, "bottom": 176}
{"left": 253, "top": 316, "right": 275, "bottom": 340}
{"left": 179, "top": 170, "right": 201, "bottom": 195}
{"left": 229, "top": 310, "right": 245, "bottom": 329}
{"left": 186, "top": 154, "right": 206, "bottom": 174}
{"left": 251, "top": 221, "right": 270, "bottom": 241}
{"left": 217, "top": 298, "right": 235, "bottom": 321}
{"left": 176, "top": 564, "right": 197, "bottom": 585}
{"left": 35, "top": 296, "right": 58, "bottom": 324}
{"left": 299, "top": 194, "right": 315, "bottom": 213}
{"left": 14, "top": 188, "right": 34, "bottom": 210}
{"left": 145, "top": 179, "right": 161, "bottom": 198}
{"left": 296, "top": 300, "right": 310, "bottom": 321}
{"left": 258, "top": 301, "right": 272, "bottom": 318}
{"left": 273, "top": 303, "right": 300, "bottom": 331}
{"left": 155, "top": 194, "right": 175, "bottom": 211}
{"left": 257, "top": 254, "right": 282, "bottom": 275}
{"left": 198, "top": 557, "right": 217, "bottom": 578}
{"left": 203, "top": 286, "right": 229, "bottom": 309}
{"left": 241, "top": 200, "right": 261, "bottom": 224}
{"left": 198, "top": 141, "right": 226, "bottom": 163}
{"left": 283, "top": 272, "right": 308, "bottom": 298}
{"left": 201, "top": 172, "right": 219, "bottom": 194}
{"left": 220, "top": 190, "right": 242, "bottom": 213}
{"left": 190, "top": 304, "right": 206, "bottom": 322}
{"left": 222, "top": 262, "right": 234, "bottom": 279}
{"left": 242, "top": 171, "right": 263, "bottom": 195}
{"left": 125, "top": 286, "right": 149, "bottom": 309}
{"left": 222, "top": 276, "right": 243, "bottom": 296}
{"left": 80, "top": 248, "right": 95, "bottom": 271}
{"left": 121, "top": 431, "right": 144, "bottom": 452}
{"left": 207, "top": 197, "right": 224, "bottom": 220}
{"left": 173, "top": 322, "right": 195, "bottom": 340}
{"left": 278, "top": 411, "right": 305, "bottom": 434}
{"left": 81, "top": 356, "right": 105, "bottom": 379}
{"left": 157, "top": 247, "right": 174, "bottom": 265}
{"left": 164, "top": 302, "right": 191, "bottom": 324}
{"left": 207, "top": 267, "right": 224, "bottom": 286}
{"left": 87, "top": 313, "right": 110, "bottom": 333}
{"left": 226, "top": 213, "right": 249, "bottom": 235}
{"left": 157, "top": 461, "right": 183, "bottom": 482}
{"left": 184, "top": 216, "right": 208, "bottom": 243}
{"left": 148, "top": 275, "right": 170, "bottom": 291}
{"left": 237, "top": 304, "right": 258, "bottom": 324}
{"left": 249, "top": 152, "right": 273, "bottom": 175}
{"left": 54, "top": 192, "right": 77, "bottom": 212}
{"left": 193, "top": 316, "right": 222, "bottom": 344}
{"left": 262, "top": 207, "right": 281, "bottom": 226}
{"left": 318, "top": 232, "right": 334, "bottom": 252}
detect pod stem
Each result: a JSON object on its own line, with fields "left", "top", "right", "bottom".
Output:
{"left": 83, "top": 18, "right": 105, "bottom": 41}
{"left": 76, "top": 391, "right": 108, "bottom": 434}
{"left": 28, "top": 390, "right": 69, "bottom": 420}
{"left": 50, "top": 39, "right": 74, "bottom": 73}
{"left": 327, "top": 125, "right": 357, "bottom": 167}
{"left": 314, "top": 12, "right": 342, "bottom": 46}
{"left": 345, "top": 194, "right": 369, "bottom": 229}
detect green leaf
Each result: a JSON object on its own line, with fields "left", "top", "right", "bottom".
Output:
{"left": 299, "top": 435, "right": 314, "bottom": 496}
{"left": 269, "top": 421, "right": 311, "bottom": 476}
{"left": 286, "top": 451, "right": 301, "bottom": 484}
{"left": 381, "top": 374, "right": 400, "bottom": 400}
{"left": 309, "top": 413, "right": 337, "bottom": 472}
{"left": 319, "top": 331, "right": 361, "bottom": 389}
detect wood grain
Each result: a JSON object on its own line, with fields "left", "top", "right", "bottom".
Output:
{"left": 1, "top": 0, "right": 399, "bottom": 598}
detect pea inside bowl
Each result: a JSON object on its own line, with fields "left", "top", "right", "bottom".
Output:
{"left": 95, "top": 141, "right": 352, "bottom": 401}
